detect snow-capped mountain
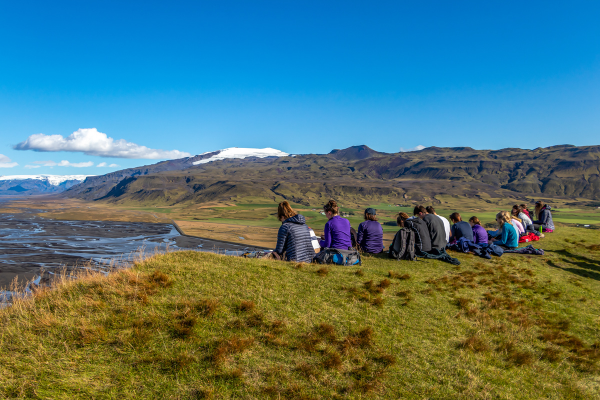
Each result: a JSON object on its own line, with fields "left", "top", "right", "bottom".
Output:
{"left": 192, "top": 147, "right": 290, "bottom": 165}
{"left": 0, "top": 175, "right": 92, "bottom": 195}
{"left": 64, "top": 147, "right": 292, "bottom": 200}
{"left": 0, "top": 175, "right": 91, "bottom": 186}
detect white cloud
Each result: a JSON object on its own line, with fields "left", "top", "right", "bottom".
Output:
{"left": 0, "top": 154, "right": 18, "bottom": 168}
{"left": 399, "top": 145, "right": 426, "bottom": 152}
{"left": 30, "top": 160, "right": 95, "bottom": 168}
{"left": 14, "top": 128, "right": 192, "bottom": 159}
{"left": 97, "top": 162, "right": 121, "bottom": 168}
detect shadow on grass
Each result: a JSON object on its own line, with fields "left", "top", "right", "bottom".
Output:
{"left": 545, "top": 249, "right": 600, "bottom": 272}
{"left": 546, "top": 260, "right": 600, "bottom": 282}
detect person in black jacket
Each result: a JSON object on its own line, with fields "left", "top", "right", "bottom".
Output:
{"left": 274, "top": 201, "right": 315, "bottom": 263}
{"left": 414, "top": 205, "right": 447, "bottom": 250}
{"left": 449, "top": 212, "right": 474, "bottom": 242}
{"left": 398, "top": 212, "right": 432, "bottom": 253}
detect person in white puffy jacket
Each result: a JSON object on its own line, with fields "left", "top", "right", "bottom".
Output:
{"left": 512, "top": 205, "right": 532, "bottom": 230}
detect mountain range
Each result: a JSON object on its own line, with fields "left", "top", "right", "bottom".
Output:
{"left": 0, "top": 175, "right": 90, "bottom": 196}
{"left": 60, "top": 144, "right": 600, "bottom": 206}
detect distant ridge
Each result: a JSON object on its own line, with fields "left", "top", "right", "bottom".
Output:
{"left": 0, "top": 175, "right": 92, "bottom": 196}
{"left": 63, "top": 144, "right": 600, "bottom": 204}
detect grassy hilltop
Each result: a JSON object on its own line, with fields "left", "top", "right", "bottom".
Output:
{"left": 1, "top": 226, "right": 600, "bottom": 399}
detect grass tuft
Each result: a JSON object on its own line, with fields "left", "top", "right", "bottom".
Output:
{"left": 316, "top": 267, "right": 329, "bottom": 277}
{"left": 377, "top": 279, "right": 391, "bottom": 289}
{"left": 455, "top": 297, "right": 472, "bottom": 309}
{"left": 507, "top": 349, "right": 534, "bottom": 366}
{"left": 239, "top": 300, "right": 256, "bottom": 312}
{"left": 541, "top": 346, "right": 562, "bottom": 362}
{"left": 196, "top": 298, "right": 220, "bottom": 317}
{"left": 341, "top": 327, "right": 374, "bottom": 352}
{"left": 459, "top": 335, "right": 488, "bottom": 352}
{"left": 370, "top": 297, "right": 384, "bottom": 307}
{"left": 171, "top": 309, "right": 197, "bottom": 339}
{"left": 374, "top": 353, "right": 397, "bottom": 367}
{"left": 148, "top": 270, "right": 173, "bottom": 287}
{"left": 322, "top": 351, "right": 343, "bottom": 370}
{"left": 212, "top": 336, "right": 255, "bottom": 364}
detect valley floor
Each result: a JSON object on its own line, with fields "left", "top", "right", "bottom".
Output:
{"left": 3, "top": 197, "right": 599, "bottom": 249}
{"left": 1, "top": 226, "right": 599, "bottom": 399}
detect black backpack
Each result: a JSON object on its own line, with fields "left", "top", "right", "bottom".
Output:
{"left": 389, "top": 229, "right": 417, "bottom": 261}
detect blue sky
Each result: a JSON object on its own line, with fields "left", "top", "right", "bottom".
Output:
{"left": 1, "top": 1, "right": 599, "bottom": 175}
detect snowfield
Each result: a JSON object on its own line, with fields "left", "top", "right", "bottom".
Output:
{"left": 0, "top": 175, "right": 92, "bottom": 186}
{"left": 192, "top": 147, "right": 289, "bottom": 165}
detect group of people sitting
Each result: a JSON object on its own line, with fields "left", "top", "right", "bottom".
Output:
{"left": 273, "top": 199, "right": 555, "bottom": 263}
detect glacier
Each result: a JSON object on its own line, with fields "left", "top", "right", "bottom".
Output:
{"left": 192, "top": 147, "right": 289, "bottom": 165}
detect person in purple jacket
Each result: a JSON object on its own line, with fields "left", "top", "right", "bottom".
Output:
{"left": 468, "top": 216, "right": 489, "bottom": 244}
{"left": 319, "top": 200, "right": 352, "bottom": 250}
{"left": 357, "top": 208, "right": 384, "bottom": 254}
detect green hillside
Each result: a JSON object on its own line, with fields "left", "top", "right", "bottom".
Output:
{"left": 2, "top": 226, "right": 599, "bottom": 399}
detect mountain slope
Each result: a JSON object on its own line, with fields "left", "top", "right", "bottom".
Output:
{"left": 63, "top": 145, "right": 600, "bottom": 205}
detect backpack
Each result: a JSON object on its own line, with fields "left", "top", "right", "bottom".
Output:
{"left": 350, "top": 227, "right": 358, "bottom": 249}
{"left": 389, "top": 229, "right": 417, "bottom": 261}
{"left": 313, "top": 248, "right": 362, "bottom": 266}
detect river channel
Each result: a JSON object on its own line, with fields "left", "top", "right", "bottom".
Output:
{"left": 0, "top": 203, "right": 266, "bottom": 297}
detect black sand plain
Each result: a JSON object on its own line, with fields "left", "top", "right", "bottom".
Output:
{"left": 0, "top": 204, "right": 266, "bottom": 290}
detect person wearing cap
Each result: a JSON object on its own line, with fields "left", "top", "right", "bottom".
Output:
{"left": 357, "top": 208, "right": 384, "bottom": 254}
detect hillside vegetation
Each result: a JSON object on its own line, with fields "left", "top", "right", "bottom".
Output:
{"left": 64, "top": 145, "right": 600, "bottom": 206}
{"left": 1, "top": 226, "right": 599, "bottom": 399}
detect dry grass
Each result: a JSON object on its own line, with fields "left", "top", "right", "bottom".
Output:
{"left": 239, "top": 300, "right": 256, "bottom": 312}
{"left": 459, "top": 335, "right": 489, "bottom": 352}
{"left": 213, "top": 336, "right": 255, "bottom": 364}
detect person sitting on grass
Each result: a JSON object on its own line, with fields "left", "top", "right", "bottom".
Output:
{"left": 490, "top": 211, "right": 518, "bottom": 249}
{"left": 511, "top": 214, "right": 525, "bottom": 235}
{"left": 319, "top": 200, "right": 352, "bottom": 250}
{"left": 274, "top": 201, "right": 315, "bottom": 262}
{"left": 397, "top": 211, "right": 431, "bottom": 253}
{"left": 512, "top": 204, "right": 533, "bottom": 231}
{"left": 468, "top": 216, "right": 488, "bottom": 244}
{"left": 520, "top": 203, "right": 532, "bottom": 219}
{"left": 426, "top": 206, "right": 450, "bottom": 244}
{"left": 357, "top": 208, "right": 384, "bottom": 254}
{"left": 414, "top": 205, "right": 447, "bottom": 250}
{"left": 449, "top": 212, "right": 474, "bottom": 242}
{"left": 532, "top": 200, "right": 555, "bottom": 232}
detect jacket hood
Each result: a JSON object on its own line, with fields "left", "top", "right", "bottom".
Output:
{"left": 406, "top": 217, "right": 425, "bottom": 227}
{"left": 543, "top": 205, "right": 552, "bottom": 211}
{"left": 284, "top": 214, "right": 306, "bottom": 225}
